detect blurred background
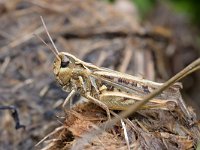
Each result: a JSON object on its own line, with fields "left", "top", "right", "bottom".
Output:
{"left": 0, "top": 0, "right": 199, "bottom": 149}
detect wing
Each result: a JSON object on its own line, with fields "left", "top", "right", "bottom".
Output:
{"left": 91, "top": 68, "right": 182, "bottom": 100}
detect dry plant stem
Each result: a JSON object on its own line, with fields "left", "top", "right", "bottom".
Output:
{"left": 95, "top": 51, "right": 107, "bottom": 66}
{"left": 121, "top": 119, "right": 130, "bottom": 150}
{"left": 28, "top": 0, "right": 64, "bottom": 13}
{"left": 35, "top": 126, "right": 65, "bottom": 146}
{"left": 0, "top": 56, "right": 10, "bottom": 74}
{"left": 71, "top": 58, "right": 200, "bottom": 150}
{"left": 119, "top": 47, "right": 132, "bottom": 73}
{"left": 0, "top": 26, "right": 43, "bottom": 52}
{"left": 119, "top": 58, "right": 200, "bottom": 120}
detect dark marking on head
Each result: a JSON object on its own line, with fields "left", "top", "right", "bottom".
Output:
{"left": 61, "top": 61, "right": 69, "bottom": 68}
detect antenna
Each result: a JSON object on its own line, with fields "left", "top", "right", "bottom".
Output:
{"left": 34, "top": 33, "right": 60, "bottom": 59}
{"left": 40, "top": 16, "right": 60, "bottom": 56}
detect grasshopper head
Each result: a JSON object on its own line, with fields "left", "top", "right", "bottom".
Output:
{"left": 38, "top": 16, "right": 75, "bottom": 88}
{"left": 53, "top": 53, "right": 73, "bottom": 86}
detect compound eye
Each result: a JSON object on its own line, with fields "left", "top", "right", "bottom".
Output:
{"left": 60, "top": 55, "right": 70, "bottom": 68}
{"left": 61, "top": 61, "right": 69, "bottom": 68}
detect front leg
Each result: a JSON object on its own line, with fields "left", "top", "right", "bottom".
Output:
{"left": 62, "top": 89, "right": 76, "bottom": 111}
{"left": 85, "top": 92, "right": 111, "bottom": 121}
{"left": 78, "top": 75, "right": 111, "bottom": 120}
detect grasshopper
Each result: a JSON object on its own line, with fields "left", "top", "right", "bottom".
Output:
{"left": 38, "top": 16, "right": 188, "bottom": 120}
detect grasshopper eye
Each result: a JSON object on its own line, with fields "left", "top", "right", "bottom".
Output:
{"left": 60, "top": 55, "right": 70, "bottom": 68}
{"left": 61, "top": 61, "right": 69, "bottom": 68}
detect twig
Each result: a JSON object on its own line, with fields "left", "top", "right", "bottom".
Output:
{"left": 119, "top": 46, "right": 132, "bottom": 73}
{"left": 121, "top": 119, "right": 130, "bottom": 150}
{"left": 0, "top": 56, "right": 10, "bottom": 74}
{"left": 0, "top": 26, "right": 44, "bottom": 53}
{"left": 0, "top": 105, "right": 25, "bottom": 129}
{"left": 12, "top": 79, "right": 34, "bottom": 92}
{"left": 35, "top": 126, "right": 65, "bottom": 146}
{"left": 95, "top": 51, "right": 107, "bottom": 67}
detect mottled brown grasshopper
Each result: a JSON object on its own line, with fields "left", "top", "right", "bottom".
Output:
{"left": 37, "top": 16, "right": 189, "bottom": 120}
